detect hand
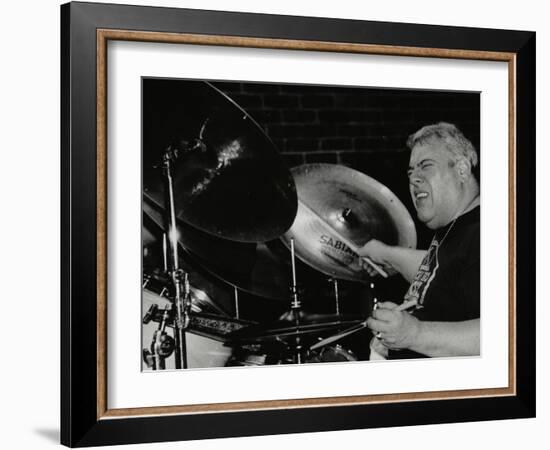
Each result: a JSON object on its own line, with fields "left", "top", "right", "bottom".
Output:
{"left": 366, "top": 301, "right": 421, "bottom": 350}
{"left": 357, "top": 239, "right": 395, "bottom": 277}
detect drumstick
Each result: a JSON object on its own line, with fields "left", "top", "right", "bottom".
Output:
{"left": 310, "top": 321, "right": 368, "bottom": 351}
{"left": 396, "top": 299, "right": 417, "bottom": 311}
{"left": 298, "top": 200, "right": 388, "bottom": 278}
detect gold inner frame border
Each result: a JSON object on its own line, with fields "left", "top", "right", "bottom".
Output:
{"left": 95, "top": 28, "right": 517, "bottom": 420}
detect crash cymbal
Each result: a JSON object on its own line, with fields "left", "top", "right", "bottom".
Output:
{"left": 144, "top": 193, "right": 302, "bottom": 302}
{"left": 281, "top": 164, "right": 417, "bottom": 282}
{"left": 143, "top": 79, "right": 297, "bottom": 243}
{"left": 228, "top": 310, "right": 363, "bottom": 344}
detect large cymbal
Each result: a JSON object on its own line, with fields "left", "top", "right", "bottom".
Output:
{"left": 143, "top": 79, "right": 297, "bottom": 243}
{"left": 144, "top": 193, "right": 297, "bottom": 302}
{"left": 281, "top": 164, "right": 417, "bottom": 282}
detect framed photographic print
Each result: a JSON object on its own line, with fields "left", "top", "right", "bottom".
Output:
{"left": 61, "top": 1, "right": 536, "bottom": 447}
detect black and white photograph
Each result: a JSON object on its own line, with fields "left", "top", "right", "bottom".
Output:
{"left": 141, "top": 78, "right": 481, "bottom": 370}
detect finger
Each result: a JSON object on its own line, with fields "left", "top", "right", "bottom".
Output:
{"left": 356, "top": 242, "right": 371, "bottom": 257}
{"left": 380, "top": 335, "right": 397, "bottom": 345}
{"left": 366, "top": 317, "right": 392, "bottom": 333}
{"left": 376, "top": 301, "right": 399, "bottom": 310}
{"left": 366, "top": 266, "right": 378, "bottom": 277}
{"left": 363, "top": 263, "right": 378, "bottom": 277}
{"left": 372, "top": 308, "right": 400, "bottom": 322}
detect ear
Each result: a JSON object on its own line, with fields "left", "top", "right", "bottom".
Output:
{"left": 456, "top": 158, "right": 471, "bottom": 181}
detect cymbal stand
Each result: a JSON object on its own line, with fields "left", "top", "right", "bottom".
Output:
{"left": 233, "top": 286, "right": 240, "bottom": 319}
{"left": 288, "top": 238, "right": 305, "bottom": 364}
{"left": 162, "top": 147, "right": 192, "bottom": 369}
{"left": 332, "top": 278, "right": 340, "bottom": 315}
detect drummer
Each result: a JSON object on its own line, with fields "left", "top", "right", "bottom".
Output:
{"left": 358, "top": 122, "right": 480, "bottom": 359}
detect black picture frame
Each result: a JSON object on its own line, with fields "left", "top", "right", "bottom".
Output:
{"left": 61, "top": 1, "right": 535, "bottom": 447}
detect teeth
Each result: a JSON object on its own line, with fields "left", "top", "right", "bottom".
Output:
{"left": 416, "top": 192, "right": 428, "bottom": 199}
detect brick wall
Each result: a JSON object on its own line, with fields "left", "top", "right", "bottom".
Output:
{"left": 213, "top": 81, "right": 479, "bottom": 157}
{"left": 213, "top": 80, "right": 480, "bottom": 249}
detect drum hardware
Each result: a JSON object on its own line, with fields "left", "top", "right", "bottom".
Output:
{"left": 187, "top": 312, "right": 254, "bottom": 342}
{"left": 162, "top": 232, "right": 168, "bottom": 272}
{"left": 142, "top": 272, "right": 170, "bottom": 299}
{"left": 162, "top": 145, "right": 195, "bottom": 369}
{"left": 143, "top": 269, "right": 228, "bottom": 316}
{"left": 142, "top": 287, "right": 237, "bottom": 369}
{"left": 329, "top": 278, "right": 340, "bottom": 315}
{"left": 305, "top": 344, "right": 358, "bottom": 363}
{"left": 289, "top": 237, "right": 304, "bottom": 363}
{"left": 142, "top": 304, "right": 175, "bottom": 370}
{"left": 143, "top": 303, "right": 254, "bottom": 342}
{"left": 233, "top": 286, "right": 240, "bottom": 319}
{"left": 229, "top": 238, "right": 364, "bottom": 363}
{"left": 309, "top": 280, "right": 377, "bottom": 352}
{"left": 233, "top": 237, "right": 309, "bottom": 363}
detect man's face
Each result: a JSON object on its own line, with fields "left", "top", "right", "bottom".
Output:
{"left": 408, "top": 142, "right": 462, "bottom": 229}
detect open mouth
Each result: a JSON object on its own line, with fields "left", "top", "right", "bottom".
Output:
{"left": 414, "top": 191, "right": 429, "bottom": 200}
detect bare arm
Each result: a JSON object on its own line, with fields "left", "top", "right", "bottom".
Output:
{"left": 409, "top": 319, "right": 480, "bottom": 357}
{"left": 358, "top": 240, "right": 427, "bottom": 283}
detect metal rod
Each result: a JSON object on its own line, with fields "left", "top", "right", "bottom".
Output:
{"left": 234, "top": 286, "right": 240, "bottom": 319}
{"left": 163, "top": 152, "right": 189, "bottom": 369}
{"left": 287, "top": 237, "right": 305, "bottom": 363}
{"left": 333, "top": 279, "right": 340, "bottom": 315}
{"left": 290, "top": 238, "right": 300, "bottom": 310}
{"left": 290, "top": 238, "right": 297, "bottom": 287}
{"left": 162, "top": 233, "right": 168, "bottom": 273}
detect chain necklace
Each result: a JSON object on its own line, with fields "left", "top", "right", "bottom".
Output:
{"left": 418, "top": 194, "right": 480, "bottom": 284}
{"left": 423, "top": 217, "right": 457, "bottom": 268}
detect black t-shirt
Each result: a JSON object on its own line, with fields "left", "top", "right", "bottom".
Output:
{"left": 388, "top": 206, "right": 480, "bottom": 359}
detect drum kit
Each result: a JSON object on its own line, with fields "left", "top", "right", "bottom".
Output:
{"left": 141, "top": 80, "right": 417, "bottom": 370}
